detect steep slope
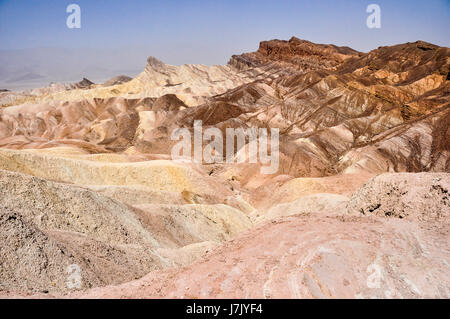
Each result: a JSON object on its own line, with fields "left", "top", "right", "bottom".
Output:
{"left": 0, "top": 169, "right": 252, "bottom": 294}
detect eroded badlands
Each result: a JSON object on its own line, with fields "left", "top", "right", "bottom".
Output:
{"left": 0, "top": 37, "right": 449, "bottom": 298}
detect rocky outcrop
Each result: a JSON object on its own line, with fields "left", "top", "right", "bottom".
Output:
{"left": 229, "top": 36, "right": 360, "bottom": 72}
{"left": 102, "top": 75, "right": 133, "bottom": 87}
{"left": 346, "top": 173, "right": 449, "bottom": 227}
{"left": 71, "top": 78, "right": 95, "bottom": 89}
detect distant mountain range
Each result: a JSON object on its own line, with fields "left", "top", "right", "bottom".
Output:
{"left": 0, "top": 47, "right": 147, "bottom": 90}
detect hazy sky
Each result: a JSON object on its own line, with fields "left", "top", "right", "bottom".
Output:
{"left": 0, "top": 0, "right": 449, "bottom": 65}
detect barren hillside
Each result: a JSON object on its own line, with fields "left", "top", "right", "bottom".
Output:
{"left": 0, "top": 38, "right": 448, "bottom": 298}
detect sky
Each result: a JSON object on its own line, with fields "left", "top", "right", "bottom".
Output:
{"left": 0, "top": 0, "right": 449, "bottom": 88}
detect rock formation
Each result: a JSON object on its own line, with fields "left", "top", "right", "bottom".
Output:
{"left": 0, "top": 37, "right": 448, "bottom": 298}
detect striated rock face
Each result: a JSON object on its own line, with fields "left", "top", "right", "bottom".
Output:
{"left": 0, "top": 37, "right": 449, "bottom": 298}
{"left": 1, "top": 39, "right": 447, "bottom": 178}
{"left": 230, "top": 36, "right": 360, "bottom": 72}
{"left": 132, "top": 55, "right": 290, "bottom": 106}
